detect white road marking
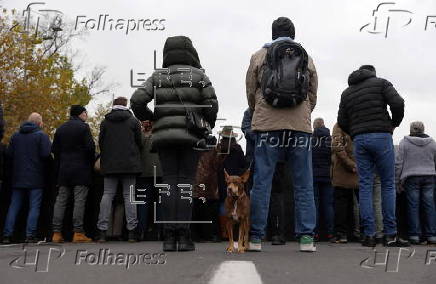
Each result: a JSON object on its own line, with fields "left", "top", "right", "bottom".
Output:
{"left": 209, "top": 261, "right": 262, "bottom": 284}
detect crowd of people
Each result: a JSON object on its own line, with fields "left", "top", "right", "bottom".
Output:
{"left": 0, "top": 16, "right": 435, "bottom": 254}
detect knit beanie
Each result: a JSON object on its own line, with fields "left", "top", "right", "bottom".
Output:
{"left": 70, "top": 105, "right": 86, "bottom": 116}
{"left": 272, "top": 17, "right": 295, "bottom": 40}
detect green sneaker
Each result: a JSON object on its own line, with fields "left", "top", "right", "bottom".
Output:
{"left": 299, "top": 235, "right": 316, "bottom": 252}
{"left": 248, "top": 239, "right": 262, "bottom": 252}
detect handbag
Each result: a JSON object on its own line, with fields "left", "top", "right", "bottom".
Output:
{"left": 185, "top": 110, "right": 211, "bottom": 138}
{"left": 170, "top": 78, "right": 211, "bottom": 139}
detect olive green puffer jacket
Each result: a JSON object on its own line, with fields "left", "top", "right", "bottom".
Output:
{"left": 131, "top": 65, "right": 218, "bottom": 150}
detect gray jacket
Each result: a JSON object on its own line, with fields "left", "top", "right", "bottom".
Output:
{"left": 395, "top": 135, "right": 436, "bottom": 183}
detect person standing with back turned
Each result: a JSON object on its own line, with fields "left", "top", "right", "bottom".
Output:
{"left": 246, "top": 17, "right": 318, "bottom": 252}
{"left": 51, "top": 105, "right": 95, "bottom": 243}
{"left": 131, "top": 36, "right": 218, "bottom": 252}
{"left": 337, "top": 65, "right": 408, "bottom": 247}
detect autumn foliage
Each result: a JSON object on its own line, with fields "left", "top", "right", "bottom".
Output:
{"left": 0, "top": 11, "right": 93, "bottom": 141}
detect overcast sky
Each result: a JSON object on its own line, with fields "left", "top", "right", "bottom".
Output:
{"left": 4, "top": 0, "right": 436, "bottom": 145}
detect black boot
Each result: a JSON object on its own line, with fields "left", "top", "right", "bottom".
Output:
{"left": 97, "top": 230, "right": 107, "bottom": 243}
{"left": 25, "top": 236, "right": 38, "bottom": 243}
{"left": 209, "top": 234, "right": 221, "bottom": 243}
{"left": 362, "top": 235, "right": 376, "bottom": 247}
{"left": 271, "top": 235, "right": 286, "bottom": 245}
{"left": 178, "top": 229, "right": 195, "bottom": 251}
{"left": 2, "top": 236, "right": 11, "bottom": 244}
{"left": 163, "top": 230, "right": 177, "bottom": 252}
{"left": 128, "top": 230, "right": 138, "bottom": 242}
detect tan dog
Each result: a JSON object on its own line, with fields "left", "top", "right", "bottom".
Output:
{"left": 224, "top": 169, "right": 250, "bottom": 253}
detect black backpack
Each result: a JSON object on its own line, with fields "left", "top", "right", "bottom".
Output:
{"left": 261, "top": 40, "right": 309, "bottom": 108}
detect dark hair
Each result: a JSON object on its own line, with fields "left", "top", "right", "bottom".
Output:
{"left": 113, "top": 96, "right": 128, "bottom": 106}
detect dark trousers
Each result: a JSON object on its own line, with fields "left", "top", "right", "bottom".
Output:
{"left": 314, "top": 180, "right": 335, "bottom": 235}
{"left": 52, "top": 185, "right": 89, "bottom": 233}
{"left": 158, "top": 147, "right": 199, "bottom": 231}
{"left": 269, "top": 162, "right": 286, "bottom": 237}
{"left": 192, "top": 199, "right": 220, "bottom": 240}
{"left": 334, "top": 187, "right": 358, "bottom": 236}
{"left": 136, "top": 177, "right": 153, "bottom": 237}
{"left": 136, "top": 177, "right": 162, "bottom": 239}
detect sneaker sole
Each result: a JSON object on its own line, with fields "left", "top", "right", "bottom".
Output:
{"left": 300, "top": 243, "right": 316, "bottom": 252}
{"left": 248, "top": 248, "right": 262, "bottom": 252}
{"left": 300, "top": 247, "right": 316, "bottom": 252}
{"left": 248, "top": 242, "right": 262, "bottom": 252}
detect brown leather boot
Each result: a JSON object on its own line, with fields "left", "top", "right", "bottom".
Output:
{"left": 52, "top": 232, "right": 64, "bottom": 243}
{"left": 73, "top": 232, "right": 92, "bottom": 243}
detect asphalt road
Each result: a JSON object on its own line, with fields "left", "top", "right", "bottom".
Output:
{"left": 0, "top": 241, "right": 435, "bottom": 284}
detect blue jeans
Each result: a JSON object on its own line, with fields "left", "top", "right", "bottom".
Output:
{"left": 3, "top": 188, "right": 43, "bottom": 237}
{"left": 353, "top": 133, "right": 397, "bottom": 237}
{"left": 404, "top": 176, "right": 436, "bottom": 240}
{"left": 250, "top": 130, "right": 316, "bottom": 241}
{"left": 314, "top": 180, "right": 334, "bottom": 235}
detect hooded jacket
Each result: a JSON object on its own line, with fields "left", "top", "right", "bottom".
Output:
{"left": 395, "top": 134, "right": 436, "bottom": 183}
{"left": 312, "top": 126, "right": 331, "bottom": 182}
{"left": 7, "top": 122, "right": 51, "bottom": 189}
{"left": 99, "top": 109, "right": 142, "bottom": 175}
{"left": 337, "top": 69, "right": 404, "bottom": 138}
{"left": 131, "top": 36, "right": 218, "bottom": 150}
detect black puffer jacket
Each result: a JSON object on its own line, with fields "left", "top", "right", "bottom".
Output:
{"left": 312, "top": 126, "right": 331, "bottom": 182}
{"left": 131, "top": 36, "right": 218, "bottom": 150}
{"left": 98, "top": 109, "right": 142, "bottom": 175}
{"left": 337, "top": 69, "right": 404, "bottom": 138}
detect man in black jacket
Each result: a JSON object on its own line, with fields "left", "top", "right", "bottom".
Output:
{"left": 97, "top": 97, "right": 143, "bottom": 242}
{"left": 312, "top": 118, "right": 334, "bottom": 241}
{"left": 51, "top": 105, "right": 95, "bottom": 243}
{"left": 337, "top": 65, "right": 408, "bottom": 247}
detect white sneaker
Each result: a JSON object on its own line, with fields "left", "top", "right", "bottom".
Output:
{"left": 248, "top": 240, "right": 262, "bottom": 252}
{"left": 299, "top": 235, "right": 316, "bottom": 252}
